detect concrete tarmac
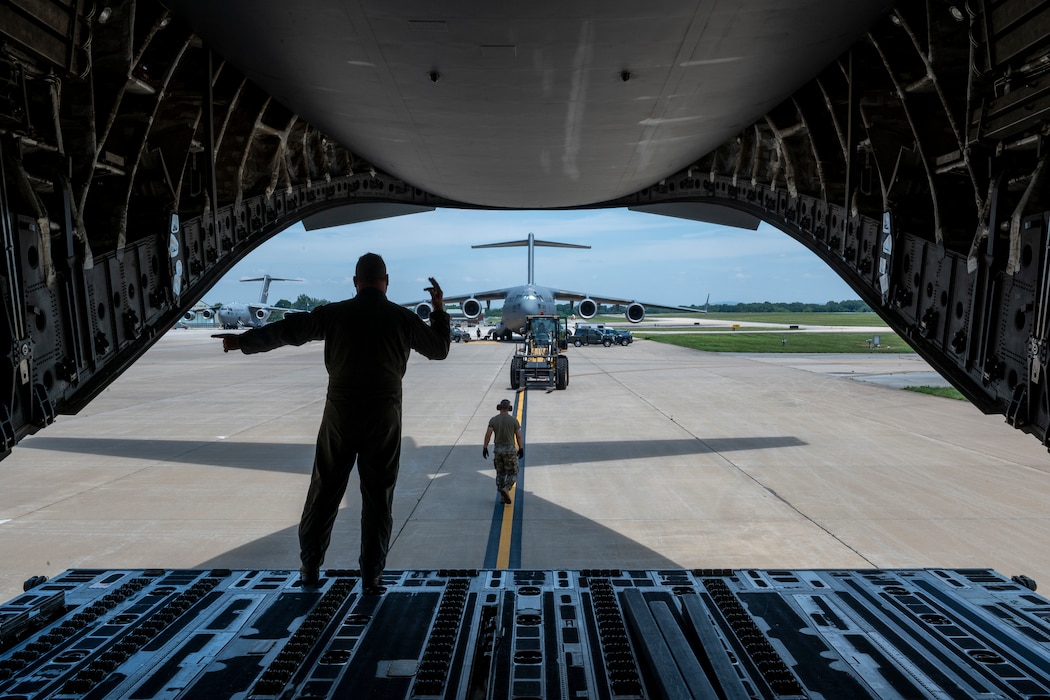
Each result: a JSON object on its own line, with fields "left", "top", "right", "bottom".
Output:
{"left": 1, "top": 330, "right": 1048, "bottom": 604}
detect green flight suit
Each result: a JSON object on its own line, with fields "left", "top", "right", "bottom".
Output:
{"left": 238, "top": 287, "right": 450, "bottom": 582}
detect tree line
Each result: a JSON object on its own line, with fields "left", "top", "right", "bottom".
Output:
{"left": 697, "top": 300, "right": 872, "bottom": 313}
{"left": 273, "top": 294, "right": 330, "bottom": 311}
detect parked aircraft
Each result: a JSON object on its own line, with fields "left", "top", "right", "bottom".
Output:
{"left": 185, "top": 275, "right": 303, "bottom": 329}
{"left": 404, "top": 233, "right": 700, "bottom": 340}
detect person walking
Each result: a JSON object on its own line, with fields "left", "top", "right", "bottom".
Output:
{"left": 213, "top": 253, "right": 450, "bottom": 594}
{"left": 482, "top": 399, "right": 524, "bottom": 504}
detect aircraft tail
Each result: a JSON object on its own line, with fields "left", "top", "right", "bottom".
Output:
{"left": 472, "top": 232, "right": 589, "bottom": 284}
{"left": 240, "top": 275, "right": 303, "bottom": 304}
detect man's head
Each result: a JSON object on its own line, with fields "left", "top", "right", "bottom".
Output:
{"left": 354, "top": 253, "right": 389, "bottom": 292}
{"left": 497, "top": 399, "right": 512, "bottom": 412}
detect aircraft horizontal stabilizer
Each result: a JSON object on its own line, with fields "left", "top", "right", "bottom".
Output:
{"left": 472, "top": 239, "right": 590, "bottom": 250}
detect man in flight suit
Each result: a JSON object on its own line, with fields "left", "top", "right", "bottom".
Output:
{"left": 214, "top": 253, "right": 450, "bottom": 593}
{"left": 482, "top": 399, "right": 524, "bottom": 504}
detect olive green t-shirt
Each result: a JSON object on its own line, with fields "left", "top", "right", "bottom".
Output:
{"left": 488, "top": 413, "right": 520, "bottom": 452}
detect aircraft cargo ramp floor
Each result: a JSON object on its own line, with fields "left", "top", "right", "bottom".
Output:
{"left": 2, "top": 566, "right": 1050, "bottom": 698}
{"left": 4, "top": 330, "right": 1050, "bottom": 697}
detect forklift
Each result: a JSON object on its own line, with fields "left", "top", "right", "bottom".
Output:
{"left": 510, "top": 315, "right": 570, "bottom": 390}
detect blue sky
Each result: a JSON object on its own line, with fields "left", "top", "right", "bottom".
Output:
{"left": 201, "top": 207, "right": 858, "bottom": 308}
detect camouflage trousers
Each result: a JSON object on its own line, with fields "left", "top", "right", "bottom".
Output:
{"left": 493, "top": 450, "right": 519, "bottom": 492}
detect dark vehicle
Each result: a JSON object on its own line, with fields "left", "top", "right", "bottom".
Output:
{"left": 604, "top": 328, "right": 633, "bottom": 346}
{"left": 569, "top": 327, "right": 612, "bottom": 347}
{"left": 451, "top": 327, "right": 472, "bottom": 343}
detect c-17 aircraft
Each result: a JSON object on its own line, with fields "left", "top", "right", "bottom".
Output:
{"left": 405, "top": 233, "right": 700, "bottom": 340}
{"left": 185, "top": 275, "right": 303, "bottom": 329}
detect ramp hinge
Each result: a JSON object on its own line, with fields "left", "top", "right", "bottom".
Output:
{"left": 0, "top": 404, "right": 15, "bottom": 451}
{"left": 32, "top": 383, "right": 55, "bottom": 427}
{"left": 1006, "top": 384, "right": 1027, "bottom": 427}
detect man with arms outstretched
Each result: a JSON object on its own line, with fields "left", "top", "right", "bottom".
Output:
{"left": 215, "top": 253, "right": 449, "bottom": 594}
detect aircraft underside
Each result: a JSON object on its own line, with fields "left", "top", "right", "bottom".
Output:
{"left": 2, "top": 0, "right": 1050, "bottom": 456}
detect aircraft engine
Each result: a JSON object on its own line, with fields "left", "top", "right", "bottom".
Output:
{"left": 461, "top": 298, "right": 482, "bottom": 319}
{"left": 200, "top": 308, "right": 214, "bottom": 320}
{"left": 625, "top": 303, "right": 645, "bottom": 323}
{"left": 577, "top": 298, "right": 597, "bottom": 319}
{"left": 254, "top": 308, "right": 268, "bottom": 321}
{"left": 415, "top": 302, "right": 433, "bottom": 321}
{"left": 183, "top": 311, "right": 196, "bottom": 322}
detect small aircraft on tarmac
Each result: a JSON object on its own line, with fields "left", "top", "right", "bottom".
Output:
{"left": 185, "top": 275, "right": 303, "bottom": 329}
{"left": 403, "top": 233, "right": 701, "bottom": 340}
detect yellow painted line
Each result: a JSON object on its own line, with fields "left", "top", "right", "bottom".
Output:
{"left": 514, "top": 390, "right": 525, "bottom": 424}
{"left": 495, "top": 389, "right": 525, "bottom": 568}
{"left": 496, "top": 486, "right": 515, "bottom": 568}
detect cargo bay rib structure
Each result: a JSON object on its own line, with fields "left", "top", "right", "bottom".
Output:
{"left": 8, "top": 3, "right": 1050, "bottom": 698}
{"left": 2, "top": 1, "right": 1050, "bottom": 454}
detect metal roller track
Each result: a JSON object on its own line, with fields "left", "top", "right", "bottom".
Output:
{"left": 1, "top": 567, "right": 1049, "bottom": 698}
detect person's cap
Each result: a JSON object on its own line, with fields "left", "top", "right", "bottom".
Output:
{"left": 497, "top": 399, "right": 513, "bottom": 410}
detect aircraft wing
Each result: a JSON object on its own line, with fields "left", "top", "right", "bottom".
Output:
{"left": 550, "top": 289, "right": 629, "bottom": 305}
{"left": 400, "top": 288, "right": 514, "bottom": 322}
{"left": 550, "top": 289, "right": 704, "bottom": 314}
{"left": 250, "top": 305, "right": 306, "bottom": 318}
{"left": 182, "top": 303, "right": 220, "bottom": 322}
{"left": 400, "top": 288, "right": 512, "bottom": 308}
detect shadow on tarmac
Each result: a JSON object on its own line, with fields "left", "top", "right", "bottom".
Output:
{"left": 526, "top": 436, "right": 807, "bottom": 467}
{"left": 19, "top": 436, "right": 315, "bottom": 472}
{"left": 21, "top": 434, "right": 806, "bottom": 470}
{"left": 191, "top": 485, "right": 685, "bottom": 572}
{"left": 19, "top": 436, "right": 744, "bottom": 571}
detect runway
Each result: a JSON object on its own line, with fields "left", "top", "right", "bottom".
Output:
{"left": 1, "top": 329, "right": 1048, "bottom": 605}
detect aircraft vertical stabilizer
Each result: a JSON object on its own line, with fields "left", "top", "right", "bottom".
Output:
{"left": 240, "top": 275, "right": 304, "bottom": 304}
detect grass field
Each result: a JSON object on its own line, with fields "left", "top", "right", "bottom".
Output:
{"left": 590, "top": 311, "right": 885, "bottom": 326}
{"left": 903, "top": 385, "right": 966, "bottom": 400}
{"left": 587, "top": 311, "right": 886, "bottom": 330}
{"left": 638, "top": 332, "right": 909, "bottom": 353}
{"left": 615, "top": 312, "right": 963, "bottom": 395}
{"left": 703, "top": 312, "right": 884, "bottom": 326}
